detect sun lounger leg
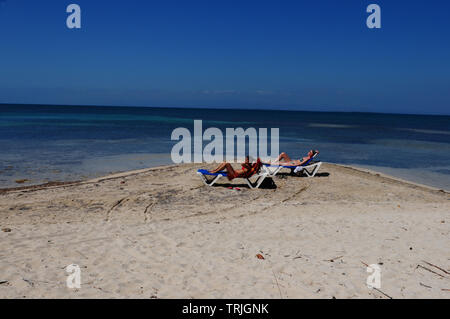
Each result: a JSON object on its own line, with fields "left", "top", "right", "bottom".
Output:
{"left": 209, "top": 175, "right": 222, "bottom": 186}
{"left": 263, "top": 165, "right": 282, "bottom": 176}
{"left": 245, "top": 173, "right": 268, "bottom": 189}
{"left": 273, "top": 166, "right": 282, "bottom": 176}
{"left": 197, "top": 173, "right": 209, "bottom": 185}
{"left": 303, "top": 162, "right": 322, "bottom": 177}
{"left": 255, "top": 174, "right": 268, "bottom": 188}
{"left": 197, "top": 173, "right": 223, "bottom": 186}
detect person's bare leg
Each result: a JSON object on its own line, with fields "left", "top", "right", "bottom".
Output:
{"left": 209, "top": 162, "right": 228, "bottom": 173}
{"left": 210, "top": 162, "right": 238, "bottom": 174}
{"left": 275, "top": 152, "right": 291, "bottom": 163}
{"left": 223, "top": 163, "right": 237, "bottom": 176}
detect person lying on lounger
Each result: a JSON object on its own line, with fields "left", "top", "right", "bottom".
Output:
{"left": 209, "top": 156, "right": 262, "bottom": 180}
{"left": 272, "top": 150, "right": 319, "bottom": 166}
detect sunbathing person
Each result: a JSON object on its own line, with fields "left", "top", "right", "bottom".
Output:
{"left": 209, "top": 156, "right": 262, "bottom": 180}
{"left": 272, "top": 150, "right": 319, "bottom": 166}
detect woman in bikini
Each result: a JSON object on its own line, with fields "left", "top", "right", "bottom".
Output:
{"left": 209, "top": 156, "right": 262, "bottom": 180}
{"left": 273, "top": 149, "right": 319, "bottom": 166}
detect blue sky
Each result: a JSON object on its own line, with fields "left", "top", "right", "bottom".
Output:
{"left": 0, "top": 0, "right": 449, "bottom": 114}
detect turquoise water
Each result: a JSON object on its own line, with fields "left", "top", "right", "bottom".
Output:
{"left": 1, "top": 104, "right": 449, "bottom": 189}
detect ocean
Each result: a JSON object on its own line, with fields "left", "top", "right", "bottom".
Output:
{"left": 1, "top": 104, "right": 449, "bottom": 190}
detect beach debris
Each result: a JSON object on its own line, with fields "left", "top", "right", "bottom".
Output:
{"left": 362, "top": 260, "right": 385, "bottom": 268}
{"left": 15, "top": 179, "right": 30, "bottom": 184}
{"left": 324, "top": 256, "right": 343, "bottom": 263}
{"left": 419, "top": 282, "right": 432, "bottom": 289}
{"left": 281, "top": 186, "right": 308, "bottom": 203}
{"left": 0, "top": 281, "right": 9, "bottom": 285}
{"left": 416, "top": 264, "right": 447, "bottom": 278}
{"left": 22, "top": 278, "right": 34, "bottom": 287}
{"left": 143, "top": 201, "right": 156, "bottom": 223}
{"left": 256, "top": 253, "right": 265, "bottom": 260}
{"left": 271, "top": 268, "right": 283, "bottom": 298}
{"left": 421, "top": 261, "right": 450, "bottom": 275}
{"left": 105, "top": 196, "right": 130, "bottom": 221}
{"left": 1, "top": 228, "right": 11, "bottom": 233}
{"left": 373, "top": 287, "right": 393, "bottom": 299}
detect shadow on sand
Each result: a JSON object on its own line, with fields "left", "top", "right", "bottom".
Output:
{"left": 210, "top": 177, "right": 277, "bottom": 189}
{"left": 275, "top": 172, "right": 330, "bottom": 178}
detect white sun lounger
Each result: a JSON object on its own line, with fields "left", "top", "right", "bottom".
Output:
{"left": 196, "top": 169, "right": 269, "bottom": 189}
{"left": 292, "top": 161, "right": 322, "bottom": 177}
{"left": 263, "top": 155, "right": 322, "bottom": 177}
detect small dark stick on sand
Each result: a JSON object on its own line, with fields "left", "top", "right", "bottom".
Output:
{"left": 422, "top": 261, "right": 450, "bottom": 275}
{"left": 105, "top": 197, "right": 129, "bottom": 221}
{"left": 373, "top": 287, "right": 393, "bottom": 299}
{"left": 324, "top": 256, "right": 343, "bottom": 262}
{"left": 271, "top": 268, "right": 283, "bottom": 299}
{"left": 416, "top": 265, "right": 446, "bottom": 278}
{"left": 419, "top": 282, "right": 432, "bottom": 289}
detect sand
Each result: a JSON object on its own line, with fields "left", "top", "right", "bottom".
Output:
{"left": 0, "top": 163, "right": 449, "bottom": 299}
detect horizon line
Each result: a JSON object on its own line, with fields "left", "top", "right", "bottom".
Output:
{"left": 1, "top": 102, "right": 449, "bottom": 117}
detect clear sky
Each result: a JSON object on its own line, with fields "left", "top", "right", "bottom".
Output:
{"left": 0, "top": 0, "right": 449, "bottom": 115}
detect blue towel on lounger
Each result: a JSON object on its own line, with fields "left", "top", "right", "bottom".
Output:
{"left": 197, "top": 169, "right": 227, "bottom": 176}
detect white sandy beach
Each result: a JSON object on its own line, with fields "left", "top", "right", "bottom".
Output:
{"left": 0, "top": 163, "right": 449, "bottom": 299}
